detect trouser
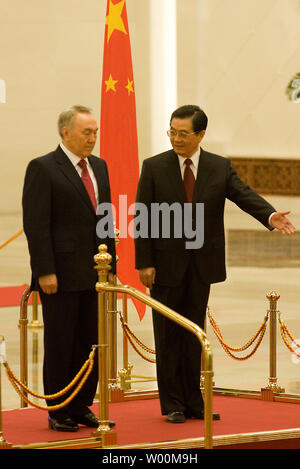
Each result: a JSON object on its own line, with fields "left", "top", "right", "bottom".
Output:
{"left": 151, "top": 259, "right": 210, "bottom": 415}
{"left": 39, "top": 289, "right": 98, "bottom": 418}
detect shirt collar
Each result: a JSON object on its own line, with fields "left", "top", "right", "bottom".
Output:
{"left": 177, "top": 146, "right": 201, "bottom": 171}
{"left": 60, "top": 142, "right": 90, "bottom": 168}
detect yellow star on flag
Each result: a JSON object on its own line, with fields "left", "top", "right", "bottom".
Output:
{"left": 125, "top": 78, "right": 134, "bottom": 95}
{"left": 105, "top": 73, "right": 118, "bottom": 92}
{"left": 106, "top": 0, "right": 127, "bottom": 42}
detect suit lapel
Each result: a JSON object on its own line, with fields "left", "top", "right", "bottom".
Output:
{"left": 193, "top": 149, "right": 214, "bottom": 201}
{"left": 54, "top": 146, "right": 96, "bottom": 214}
{"left": 165, "top": 151, "right": 187, "bottom": 203}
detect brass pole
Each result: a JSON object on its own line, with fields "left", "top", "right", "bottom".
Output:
{"left": 97, "top": 289, "right": 110, "bottom": 430}
{"left": 19, "top": 286, "right": 31, "bottom": 408}
{"left": 120, "top": 293, "right": 132, "bottom": 390}
{"left": 28, "top": 291, "right": 43, "bottom": 329}
{"left": 0, "top": 336, "right": 12, "bottom": 448}
{"left": 96, "top": 245, "right": 214, "bottom": 450}
{"left": 266, "top": 291, "right": 284, "bottom": 393}
{"left": 92, "top": 245, "right": 117, "bottom": 445}
{"left": 31, "top": 330, "right": 40, "bottom": 399}
{"left": 122, "top": 293, "right": 128, "bottom": 370}
{"left": 200, "top": 317, "right": 206, "bottom": 389}
{"left": 108, "top": 283, "right": 118, "bottom": 388}
{"left": 108, "top": 226, "right": 120, "bottom": 388}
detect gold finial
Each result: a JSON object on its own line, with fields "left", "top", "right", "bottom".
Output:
{"left": 266, "top": 291, "right": 280, "bottom": 302}
{"left": 94, "top": 244, "right": 112, "bottom": 265}
{"left": 94, "top": 244, "right": 112, "bottom": 285}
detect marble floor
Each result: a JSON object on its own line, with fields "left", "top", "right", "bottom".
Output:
{"left": 0, "top": 204, "right": 300, "bottom": 412}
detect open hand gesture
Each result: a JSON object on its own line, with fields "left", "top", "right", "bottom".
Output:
{"left": 269, "top": 211, "right": 296, "bottom": 235}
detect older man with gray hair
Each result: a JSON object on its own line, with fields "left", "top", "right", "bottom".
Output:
{"left": 22, "top": 105, "right": 116, "bottom": 432}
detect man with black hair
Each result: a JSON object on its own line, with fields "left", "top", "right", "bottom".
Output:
{"left": 135, "top": 104, "right": 295, "bottom": 423}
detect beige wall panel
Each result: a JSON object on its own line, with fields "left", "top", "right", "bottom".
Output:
{"left": 177, "top": 0, "right": 300, "bottom": 158}
{"left": 0, "top": 1, "right": 106, "bottom": 213}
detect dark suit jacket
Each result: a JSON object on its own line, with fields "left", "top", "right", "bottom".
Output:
{"left": 22, "top": 145, "right": 116, "bottom": 292}
{"left": 135, "top": 148, "right": 275, "bottom": 286}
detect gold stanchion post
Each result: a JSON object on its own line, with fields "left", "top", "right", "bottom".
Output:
{"left": 261, "top": 291, "right": 285, "bottom": 400}
{"left": 19, "top": 287, "right": 31, "bottom": 408}
{"left": 118, "top": 293, "right": 133, "bottom": 391}
{"left": 108, "top": 227, "right": 118, "bottom": 388}
{"left": 28, "top": 291, "right": 43, "bottom": 329}
{"left": 108, "top": 283, "right": 118, "bottom": 388}
{"left": 0, "top": 337, "right": 12, "bottom": 449}
{"left": 108, "top": 227, "right": 125, "bottom": 401}
{"left": 92, "top": 245, "right": 117, "bottom": 446}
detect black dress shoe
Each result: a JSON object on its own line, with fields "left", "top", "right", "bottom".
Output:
{"left": 48, "top": 416, "right": 79, "bottom": 432}
{"left": 72, "top": 410, "right": 115, "bottom": 428}
{"left": 187, "top": 410, "right": 221, "bottom": 420}
{"left": 166, "top": 411, "right": 186, "bottom": 423}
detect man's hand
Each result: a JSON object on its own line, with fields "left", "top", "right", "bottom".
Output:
{"left": 269, "top": 211, "right": 296, "bottom": 235}
{"left": 139, "top": 267, "right": 156, "bottom": 290}
{"left": 38, "top": 274, "right": 58, "bottom": 294}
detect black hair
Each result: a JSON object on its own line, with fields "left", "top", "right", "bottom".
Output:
{"left": 170, "top": 105, "right": 208, "bottom": 133}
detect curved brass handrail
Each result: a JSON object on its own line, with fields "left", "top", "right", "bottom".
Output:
{"left": 94, "top": 245, "right": 214, "bottom": 449}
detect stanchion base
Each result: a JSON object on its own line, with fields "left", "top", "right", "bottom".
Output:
{"left": 261, "top": 388, "right": 274, "bottom": 401}
{"left": 91, "top": 429, "right": 117, "bottom": 447}
{"left": 0, "top": 439, "right": 13, "bottom": 449}
{"left": 110, "top": 388, "right": 125, "bottom": 402}
{"left": 261, "top": 386, "right": 286, "bottom": 401}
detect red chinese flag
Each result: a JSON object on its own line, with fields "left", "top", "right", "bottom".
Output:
{"left": 100, "top": 0, "right": 146, "bottom": 319}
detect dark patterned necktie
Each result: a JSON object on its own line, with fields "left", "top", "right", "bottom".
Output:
{"left": 183, "top": 158, "right": 195, "bottom": 202}
{"left": 78, "top": 159, "right": 97, "bottom": 212}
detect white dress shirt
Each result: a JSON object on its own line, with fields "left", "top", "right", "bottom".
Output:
{"left": 60, "top": 143, "right": 99, "bottom": 204}
{"left": 177, "top": 147, "right": 200, "bottom": 180}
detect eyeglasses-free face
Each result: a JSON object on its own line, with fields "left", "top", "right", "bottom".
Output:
{"left": 167, "top": 117, "right": 205, "bottom": 158}
{"left": 61, "top": 112, "right": 98, "bottom": 159}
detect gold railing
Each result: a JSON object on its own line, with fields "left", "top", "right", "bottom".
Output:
{"left": 2, "top": 226, "right": 299, "bottom": 448}
{"left": 93, "top": 244, "right": 214, "bottom": 449}
{"left": 8, "top": 245, "right": 300, "bottom": 448}
{"left": 207, "top": 290, "right": 300, "bottom": 397}
{"left": 1, "top": 243, "right": 214, "bottom": 449}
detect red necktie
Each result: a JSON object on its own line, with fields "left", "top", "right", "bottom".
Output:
{"left": 183, "top": 158, "right": 195, "bottom": 202}
{"left": 78, "top": 159, "right": 97, "bottom": 212}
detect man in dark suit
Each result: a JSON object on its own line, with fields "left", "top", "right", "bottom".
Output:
{"left": 135, "top": 104, "right": 295, "bottom": 423}
{"left": 22, "top": 105, "right": 116, "bottom": 432}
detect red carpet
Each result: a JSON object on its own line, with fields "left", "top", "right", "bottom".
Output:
{"left": 2, "top": 396, "right": 300, "bottom": 448}
{"left": 0, "top": 285, "right": 40, "bottom": 307}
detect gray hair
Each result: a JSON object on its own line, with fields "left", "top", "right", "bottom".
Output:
{"left": 57, "top": 105, "right": 92, "bottom": 137}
